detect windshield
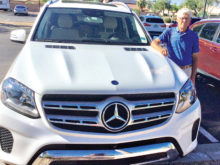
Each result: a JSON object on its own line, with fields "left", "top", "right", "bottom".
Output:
{"left": 33, "top": 8, "right": 149, "bottom": 45}
{"left": 16, "top": 6, "right": 26, "bottom": 8}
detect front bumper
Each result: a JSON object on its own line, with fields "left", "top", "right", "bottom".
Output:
{"left": 0, "top": 94, "right": 201, "bottom": 165}
{"left": 32, "top": 142, "right": 178, "bottom": 165}
{"left": 14, "top": 11, "right": 28, "bottom": 15}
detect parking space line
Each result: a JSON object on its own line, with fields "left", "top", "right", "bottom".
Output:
{"left": 199, "top": 126, "right": 219, "bottom": 143}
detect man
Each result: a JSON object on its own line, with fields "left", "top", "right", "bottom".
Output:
{"left": 151, "top": 8, "right": 199, "bottom": 87}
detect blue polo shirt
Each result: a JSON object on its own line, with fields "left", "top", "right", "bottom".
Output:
{"left": 158, "top": 27, "right": 199, "bottom": 66}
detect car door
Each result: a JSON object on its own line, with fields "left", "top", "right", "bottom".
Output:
{"left": 211, "top": 26, "right": 220, "bottom": 79}
{"left": 198, "top": 22, "right": 220, "bottom": 79}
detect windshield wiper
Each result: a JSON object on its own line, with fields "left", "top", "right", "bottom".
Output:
{"left": 33, "top": 39, "right": 77, "bottom": 43}
{"left": 33, "top": 39, "right": 54, "bottom": 42}
{"left": 81, "top": 39, "right": 105, "bottom": 43}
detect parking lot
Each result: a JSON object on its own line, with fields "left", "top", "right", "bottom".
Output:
{"left": 0, "top": 10, "right": 220, "bottom": 164}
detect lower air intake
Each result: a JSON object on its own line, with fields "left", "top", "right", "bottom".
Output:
{"left": 0, "top": 127, "right": 13, "bottom": 153}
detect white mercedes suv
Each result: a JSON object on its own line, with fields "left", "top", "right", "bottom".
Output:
{"left": 0, "top": 0, "right": 201, "bottom": 164}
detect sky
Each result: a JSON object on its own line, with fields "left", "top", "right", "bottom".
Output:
{"left": 171, "top": 0, "right": 184, "bottom": 6}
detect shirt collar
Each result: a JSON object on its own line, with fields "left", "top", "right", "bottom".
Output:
{"left": 176, "top": 27, "right": 189, "bottom": 34}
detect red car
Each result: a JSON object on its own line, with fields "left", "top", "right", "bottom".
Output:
{"left": 190, "top": 19, "right": 220, "bottom": 80}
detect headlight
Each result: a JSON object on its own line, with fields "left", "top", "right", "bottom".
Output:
{"left": 176, "top": 79, "right": 197, "bottom": 113}
{"left": 1, "top": 78, "right": 39, "bottom": 118}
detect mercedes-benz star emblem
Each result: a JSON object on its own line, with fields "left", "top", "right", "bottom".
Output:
{"left": 102, "top": 102, "right": 130, "bottom": 132}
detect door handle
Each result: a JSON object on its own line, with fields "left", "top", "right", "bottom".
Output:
{"left": 209, "top": 47, "right": 217, "bottom": 52}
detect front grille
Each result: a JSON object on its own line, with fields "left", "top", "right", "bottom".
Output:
{"left": 42, "top": 93, "right": 176, "bottom": 133}
{"left": 0, "top": 127, "right": 13, "bottom": 153}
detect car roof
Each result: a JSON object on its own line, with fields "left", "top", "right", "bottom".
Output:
{"left": 140, "top": 15, "right": 162, "bottom": 19}
{"left": 190, "top": 18, "right": 220, "bottom": 29}
{"left": 191, "top": 18, "right": 220, "bottom": 26}
{"left": 47, "top": 0, "right": 132, "bottom": 13}
{"left": 198, "top": 18, "right": 220, "bottom": 22}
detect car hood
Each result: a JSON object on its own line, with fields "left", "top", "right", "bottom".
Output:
{"left": 6, "top": 43, "right": 188, "bottom": 95}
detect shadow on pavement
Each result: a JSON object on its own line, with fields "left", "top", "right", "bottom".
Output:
{"left": 196, "top": 73, "right": 220, "bottom": 141}
{"left": 0, "top": 27, "right": 9, "bottom": 33}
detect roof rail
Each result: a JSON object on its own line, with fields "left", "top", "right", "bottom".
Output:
{"left": 108, "top": 1, "right": 132, "bottom": 12}
{"left": 49, "top": 0, "right": 59, "bottom": 4}
{"left": 49, "top": 0, "right": 103, "bottom": 4}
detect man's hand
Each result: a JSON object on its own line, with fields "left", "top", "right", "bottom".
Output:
{"left": 151, "top": 38, "right": 168, "bottom": 57}
{"left": 160, "top": 47, "right": 169, "bottom": 56}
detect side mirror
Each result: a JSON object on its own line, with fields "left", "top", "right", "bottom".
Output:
{"left": 10, "top": 29, "right": 26, "bottom": 43}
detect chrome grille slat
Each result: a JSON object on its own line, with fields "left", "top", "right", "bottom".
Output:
{"left": 44, "top": 106, "right": 99, "bottom": 112}
{"left": 47, "top": 115, "right": 98, "bottom": 122}
{"left": 132, "top": 115, "right": 171, "bottom": 125}
{"left": 132, "top": 110, "right": 172, "bottom": 120}
{"left": 132, "top": 111, "right": 172, "bottom": 124}
{"left": 133, "top": 98, "right": 175, "bottom": 109}
{"left": 42, "top": 93, "right": 176, "bottom": 133}
{"left": 133, "top": 103, "right": 175, "bottom": 110}
{"left": 43, "top": 101, "right": 99, "bottom": 112}
{"left": 49, "top": 120, "right": 98, "bottom": 127}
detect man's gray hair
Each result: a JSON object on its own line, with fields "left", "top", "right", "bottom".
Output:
{"left": 177, "top": 8, "right": 192, "bottom": 18}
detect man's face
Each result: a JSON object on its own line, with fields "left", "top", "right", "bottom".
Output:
{"left": 177, "top": 13, "right": 191, "bottom": 32}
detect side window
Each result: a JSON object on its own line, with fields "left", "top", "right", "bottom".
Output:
{"left": 200, "top": 23, "right": 219, "bottom": 41}
{"left": 192, "top": 24, "right": 204, "bottom": 34}
{"left": 191, "top": 18, "right": 201, "bottom": 24}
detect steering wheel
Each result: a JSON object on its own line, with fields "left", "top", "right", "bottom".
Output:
{"left": 108, "top": 33, "right": 120, "bottom": 40}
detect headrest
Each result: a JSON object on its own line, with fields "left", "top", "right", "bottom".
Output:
{"left": 57, "top": 15, "right": 73, "bottom": 28}
{"left": 103, "top": 17, "right": 117, "bottom": 29}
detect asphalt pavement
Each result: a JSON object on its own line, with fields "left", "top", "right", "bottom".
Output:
{"left": 0, "top": 11, "right": 220, "bottom": 165}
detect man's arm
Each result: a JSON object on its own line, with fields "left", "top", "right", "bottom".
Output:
{"left": 191, "top": 53, "right": 198, "bottom": 87}
{"left": 151, "top": 38, "right": 168, "bottom": 56}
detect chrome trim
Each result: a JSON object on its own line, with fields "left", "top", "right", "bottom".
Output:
{"left": 133, "top": 102, "right": 175, "bottom": 110}
{"left": 43, "top": 101, "right": 99, "bottom": 111}
{"left": 132, "top": 111, "right": 172, "bottom": 124}
{"left": 49, "top": 121, "right": 98, "bottom": 127}
{"left": 132, "top": 110, "right": 172, "bottom": 120}
{"left": 32, "top": 142, "right": 179, "bottom": 165}
{"left": 47, "top": 115, "right": 98, "bottom": 122}
{"left": 48, "top": 117, "right": 99, "bottom": 127}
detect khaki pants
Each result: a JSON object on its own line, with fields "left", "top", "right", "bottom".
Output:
{"left": 182, "top": 67, "right": 192, "bottom": 78}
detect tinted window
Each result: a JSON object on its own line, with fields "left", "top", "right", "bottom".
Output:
{"left": 191, "top": 18, "right": 201, "bottom": 24}
{"left": 16, "top": 6, "right": 26, "bottom": 8}
{"left": 146, "top": 18, "right": 164, "bottom": 23}
{"left": 192, "top": 24, "right": 204, "bottom": 34}
{"left": 200, "top": 23, "right": 219, "bottom": 41}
